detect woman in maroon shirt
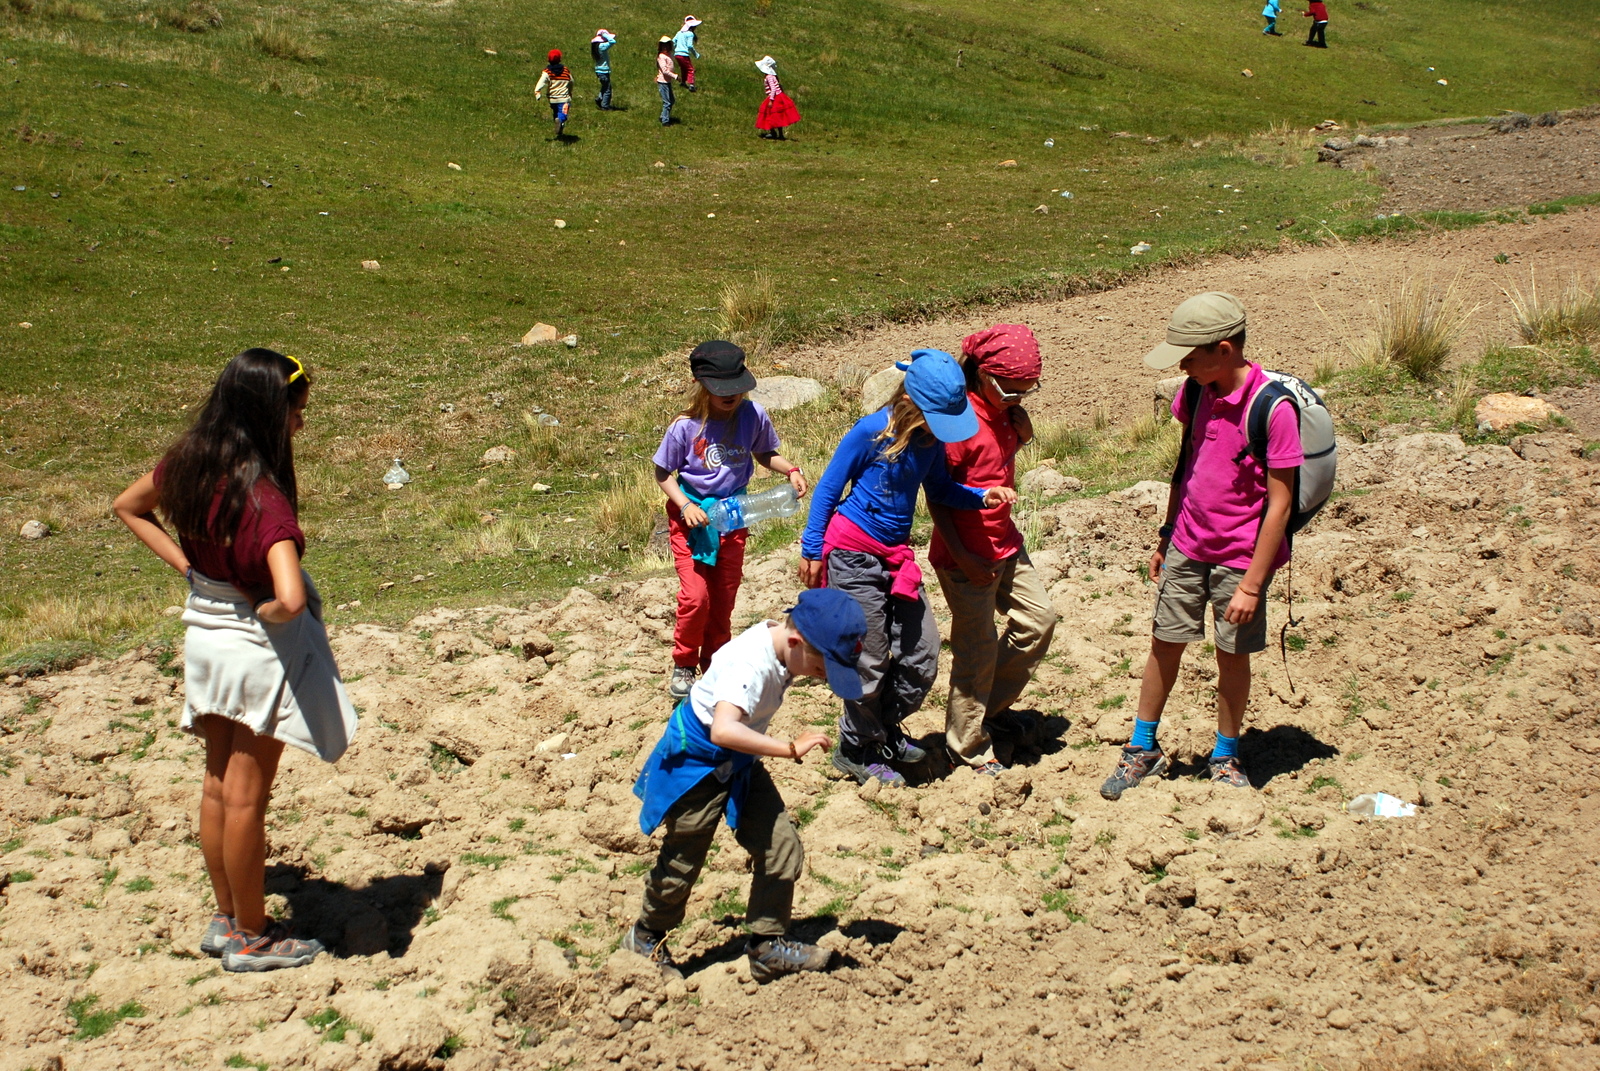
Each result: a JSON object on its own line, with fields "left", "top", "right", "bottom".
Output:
{"left": 116, "top": 347, "right": 354, "bottom": 972}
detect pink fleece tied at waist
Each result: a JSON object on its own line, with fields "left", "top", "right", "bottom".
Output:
{"left": 822, "top": 512, "right": 922, "bottom": 600}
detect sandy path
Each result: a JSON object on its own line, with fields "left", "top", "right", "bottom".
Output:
{"left": 780, "top": 206, "right": 1600, "bottom": 429}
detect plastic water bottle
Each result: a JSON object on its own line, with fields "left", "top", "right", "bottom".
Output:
{"left": 383, "top": 458, "right": 411, "bottom": 488}
{"left": 705, "top": 484, "right": 800, "bottom": 534}
{"left": 1346, "top": 792, "right": 1417, "bottom": 818}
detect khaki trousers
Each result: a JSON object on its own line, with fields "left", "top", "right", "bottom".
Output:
{"left": 935, "top": 550, "right": 1058, "bottom": 765}
{"left": 638, "top": 762, "right": 802, "bottom": 938}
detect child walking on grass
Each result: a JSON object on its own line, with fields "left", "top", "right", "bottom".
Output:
{"left": 1262, "top": 0, "right": 1283, "bottom": 35}
{"left": 626, "top": 587, "right": 867, "bottom": 983}
{"left": 534, "top": 49, "right": 574, "bottom": 137}
{"left": 1303, "top": 0, "right": 1329, "bottom": 47}
{"left": 928, "top": 326, "right": 1057, "bottom": 776}
{"left": 656, "top": 36, "right": 679, "bottom": 126}
{"left": 800, "top": 349, "right": 1017, "bottom": 788}
{"left": 654, "top": 340, "right": 807, "bottom": 700}
{"left": 114, "top": 349, "right": 357, "bottom": 973}
{"left": 591, "top": 29, "right": 616, "bottom": 110}
{"left": 1100, "top": 293, "right": 1302, "bottom": 802}
{"left": 754, "top": 56, "right": 800, "bottom": 140}
{"left": 673, "top": 16, "right": 701, "bottom": 92}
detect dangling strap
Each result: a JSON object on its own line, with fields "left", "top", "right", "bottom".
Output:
{"left": 1278, "top": 559, "right": 1300, "bottom": 694}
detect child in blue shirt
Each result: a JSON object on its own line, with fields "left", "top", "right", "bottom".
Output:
{"left": 800, "top": 349, "right": 1016, "bottom": 787}
{"left": 591, "top": 29, "right": 616, "bottom": 109}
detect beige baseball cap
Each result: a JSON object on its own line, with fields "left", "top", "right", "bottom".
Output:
{"left": 1143, "top": 291, "right": 1248, "bottom": 369}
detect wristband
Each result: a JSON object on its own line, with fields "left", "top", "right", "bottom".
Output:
{"left": 1158, "top": 524, "right": 1175, "bottom": 539}
{"left": 787, "top": 739, "right": 800, "bottom": 763}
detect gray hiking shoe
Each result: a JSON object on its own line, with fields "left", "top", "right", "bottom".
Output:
{"left": 622, "top": 922, "right": 683, "bottom": 979}
{"left": 1100, "top": 744, "right": 1168, "bottom": 801}
{"left": 747, "top": 936, "right": 831, "bottom": 983}
{"left": 668, "top": 666, "right": 697, "bottom": 700}
{"left": 973, "top": 759, "right": 1005, "bottom": 777}
{"left": 1208, "top": 755, "right": 1252, "bottom": 789}
{"left": 832, "top": 745, "right": 907, "bottom": 788}
{"left": 200, "top": 912, "right": 236, "bottom": 957}
{"left": 883, "top": 730, "right": 926, "bottom": 765}
{"left": 222, "top": 921, "right": 324, "bottom": 973}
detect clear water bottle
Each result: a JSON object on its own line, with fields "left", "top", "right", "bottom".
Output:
{"left": 705, "top": 484, "right": 800, "bottom": 534}
{"left": 383, "top": 458, "right": 411, "bottom": 488}
{"left": 1346, "top": 792, "right": 1416, "bottom": 818}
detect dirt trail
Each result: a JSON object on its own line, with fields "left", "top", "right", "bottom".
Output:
{"left": 3, "top": 422, "right": 1599, "bottom": 1071}
{"left": 780, "top": 206, "right": 1600, "bottom": 435}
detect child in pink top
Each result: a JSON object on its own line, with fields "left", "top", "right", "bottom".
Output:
{"left": 1101, "top": 293, "right": 1302, "bottom": 801}
{"left": 753, "top": 56, "right": 800, "bottom": 140}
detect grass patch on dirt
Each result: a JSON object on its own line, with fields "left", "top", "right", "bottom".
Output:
{"left": 3, "top": 0, "right": 1595, "bottom": 657}
{"left": 67, "top": 994, "right": 146, "bottom": 1039}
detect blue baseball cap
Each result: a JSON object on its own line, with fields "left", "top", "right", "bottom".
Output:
{"left": 787, "top": 588, "right": 868, "bottom": 700}
{"left": 896, "top": 348, "right": 979, "bottom": 443}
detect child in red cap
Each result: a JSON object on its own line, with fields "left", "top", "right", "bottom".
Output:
{"left": 535, "top": 49, "right": 574, "bottom": 137}
{"left": 928, "top": 325, "right": 1058, "bottom": 774}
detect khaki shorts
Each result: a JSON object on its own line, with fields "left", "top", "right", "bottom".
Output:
{"left": 1152, "top": 546, "right": 1272, "bottom": 655}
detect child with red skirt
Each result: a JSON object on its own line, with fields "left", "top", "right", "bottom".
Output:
{"left": 754, "top": 56, "right": 800, "bottom": 140}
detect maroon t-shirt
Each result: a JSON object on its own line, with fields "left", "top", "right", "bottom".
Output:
{"left": 154, "top": 462, "right": 305, "bottom": 597}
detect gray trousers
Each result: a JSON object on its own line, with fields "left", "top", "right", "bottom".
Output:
{"left": 826, "top": 549, "right": 940, "bottom": 752}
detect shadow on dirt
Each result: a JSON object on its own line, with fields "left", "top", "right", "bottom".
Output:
{"left": 1166, "top": 723, "right": 1340, "bottom": 785}
{"left": 900, "top": 708, "right": 1071, "bottom": 784}
{"left": 265, "top": 863, "right": 445, "bottom": 958}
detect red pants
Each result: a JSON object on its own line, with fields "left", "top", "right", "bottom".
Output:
{"left": 668, "top": 503, "right": 747, "bottom": 670}
{"left": 676, "top": 54, "right": 695, "bottom": 87}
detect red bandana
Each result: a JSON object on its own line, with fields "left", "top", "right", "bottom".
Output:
{"left": 961, "top": 324, "right": 1042, "bottom": 380}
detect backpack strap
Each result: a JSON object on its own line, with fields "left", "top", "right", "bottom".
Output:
{"left": 1169, "top": 377, "right": 1202, "bottom": 486}
{"left": 1233, "top": 380, "right": 1298, "bottom": 466}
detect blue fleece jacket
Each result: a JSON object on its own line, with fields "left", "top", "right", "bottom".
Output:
{"left": 800, "top": 408, "right": 987, "bottom": 559}
{"left": 672, "top": 28, "right": 698, "bottom": 57}
{"left": 593, "top": 36, "right": 615, "bottom": 75}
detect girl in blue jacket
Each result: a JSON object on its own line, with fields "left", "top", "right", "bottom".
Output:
{"left": 1263, "top": 0, "right": 1283, "bottom": 34}
{"left": 799, "top": 350, "right": 1016, "bottom": 787}
{"left": 591, "top": 29, "right": 616, "bottom": 109}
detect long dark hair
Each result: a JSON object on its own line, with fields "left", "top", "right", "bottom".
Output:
{"left": 158, "top": 348, "right": 309, "bottom": 544}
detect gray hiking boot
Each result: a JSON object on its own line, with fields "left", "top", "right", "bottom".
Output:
{"left": 668, "top": 666, "right": 697, "bottom": 700}
{"left": 747, "top": 936, "right": 831, "bottom": 983}
{"left": 832, "top": 745, "right": 907, "bottom": 788}
{"left": 883, "top": 729, "right": 926, "bottom": 765}
{"left": 200, "top": 912, "right": 236, "bottom": 957}
{"left": 222, "top": 921, "right": 324, "bottom": 973}
{"left": 622, "top": 922, "right": 683, "bottom": 980}
{"left": 1208, "top": 755, "right": 1252, "bottom": 789}
{"left": 1100, "top": 744, "right": 1168, "bottom": 801}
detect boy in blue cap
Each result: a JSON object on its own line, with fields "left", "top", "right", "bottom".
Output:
{"left": 627, "top": 587, "right": 868, "bottom": 983}
{"left": 800, "top": 349, "right": 1017, "bottom": 787}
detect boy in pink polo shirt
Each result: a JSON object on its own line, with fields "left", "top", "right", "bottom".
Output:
{"left": 1101, "top": 293, "right": 1302, "bottom": 799}
{"left": 929, "top": 325, "right": 1058, "bottom": 775}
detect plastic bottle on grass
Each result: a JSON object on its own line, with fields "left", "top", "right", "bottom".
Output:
{"left": 383, "top": 459, "right": 412, "bottom": 488}
{"left": 1346, "top": 792, "right": 1416, "bottom": 818}
{"left": 705, "top": 484, "right": 800, "bottom": 534}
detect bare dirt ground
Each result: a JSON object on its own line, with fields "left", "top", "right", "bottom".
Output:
{"left": 5, "top": 124, "right": 1600, "bottom": 1071}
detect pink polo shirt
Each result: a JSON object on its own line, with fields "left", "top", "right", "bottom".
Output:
{"left": 1169, "top": 363, "right": 1303, "bottom": 571}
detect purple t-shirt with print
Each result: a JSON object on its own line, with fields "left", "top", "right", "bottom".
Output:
{"left": 1170, "top": 363, "right": 1304, "bottom": 571}
{"left": 651, "top": 400, "right": 780, "bottom": 500}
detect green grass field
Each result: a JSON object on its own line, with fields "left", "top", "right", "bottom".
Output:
{"left": 3, "top": 0, "right": 1597, "bottom": 665}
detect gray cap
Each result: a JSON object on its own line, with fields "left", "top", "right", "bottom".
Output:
{"left": 1143, "top": 291, "right": 1248, "bottom": 369}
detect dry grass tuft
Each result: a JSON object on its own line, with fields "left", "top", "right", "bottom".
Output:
{"left": 0, "top": 592, "right": 169, "bottom": 661}
{"left": 1505, "top": 273, "right": 1600, "bottom": 347}
{"left": 1351, "top": 274, "right": 1475, "bottom": 382}
{"left": 594, "top": 467, "right": 663, "bottom": 554}
{"left": 454, "top": 517, "right": 544, "bottom": 560}
{"left": 1311, "top": 352, "right": 1339, "bottom": 387}
{"left": 1446, "top": 370, "right": 1478, "bottom": 430}
{"left": 253, "top": 22, "right": 321, "bottom": 63}
{"left": 156, "top": 1, "right": 219, "bottom": 32}
{"left": 1499, "top": 967, "right": 1579, "bottom": 1018}
{"left": 717, "top": 273, "right": 777, "bottom": 354}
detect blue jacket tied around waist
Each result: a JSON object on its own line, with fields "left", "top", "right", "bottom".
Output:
{"left": 634, "top": 698, "right": 756, "bottom": 833}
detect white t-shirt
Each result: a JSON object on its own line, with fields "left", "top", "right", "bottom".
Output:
{"left": 688, "top": 620, "right": 792, "bottom": 736}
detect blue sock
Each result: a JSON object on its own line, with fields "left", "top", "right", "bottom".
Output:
{"left": 1213, "top": 732, "right": 1239, "bottom": 759}
{"left": 1131, "top": 719, "right": 1159, "bottom": 751}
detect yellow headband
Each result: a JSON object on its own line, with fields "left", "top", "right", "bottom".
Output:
{"left": 285, "top": 354, "right": 305, "bottom": 384}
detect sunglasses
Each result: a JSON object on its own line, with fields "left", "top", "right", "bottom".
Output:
{"left": 985, "top": 371, "right": 1040, "bottom": 401}
{"left": 285, "top": 355, "right": 305, "bottom": 384}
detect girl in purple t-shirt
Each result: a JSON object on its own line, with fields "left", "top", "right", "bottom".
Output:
{"left": 652, "top": 340, "right": 806, "bottom": 699}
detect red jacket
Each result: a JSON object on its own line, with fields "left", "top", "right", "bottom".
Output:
{"left": 1305, "top": 2, "right": 1328, "bottom": 19}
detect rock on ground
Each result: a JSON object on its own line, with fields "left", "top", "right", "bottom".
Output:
{"left": 749, "top": 376, "right": 825, "bottom": 411}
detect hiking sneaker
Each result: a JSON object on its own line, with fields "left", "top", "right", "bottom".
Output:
{"left": 1208, "top": 755, "right": 1252, "bottom": 789}
{"left": 1099, "top": 744, "right": 1168, "bottom": 801}
{"left": 668, "top": 665, "right": 697, "bottom": 700}
{"left": 222, "top": 922, "right": 324, "bottom": 973}
{"left": 622, "top": 922, "right": 683, "bottom": 979}
{"left": 882, "top": 730, "right": 926, "bottom": 765}
{"left": 832, "top": 746, "right": 907, "bottom": 788}
{"left": 747, "top": 936, "right": 831, "bottom": 983}
{"left": 973, "top": 760, "right": 1005, "bottom": 777}
{"left": 200, "top": 912, "right": 236, "bottom": 957}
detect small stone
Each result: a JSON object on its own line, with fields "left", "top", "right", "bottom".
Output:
{"left": 1020, "top": 466, "right": 1082, "bottom": 497}
{"left": 379, "top": 581, "right": 395, "bottom": 590}
{"left": 535, "top": 733, "right": 569, "bottom": 754}
{"left": 653, "top": 160, "right": 666, "bottom": 168}
{"left": 361, "top": 259, "right": 381, "bottom": 271}
{"left": 447, "top": 161, "right": 462, "bottom": 170}
{"left": 19, "top": 520, "right": 50, "bottom": 540}
{"left": 562, "top": 334, "right": 578, "bottom": 348}
{"left": 998, "top": 159, "right": 1017, "bottom": 167}
{"left": 1130, "top": 242, "right": 1152, "bottom": 255}
{"left": 1326, "top": 1008, "right": 1355, "bottom": 1030}
{"left": 531, "top": 482, "right": 552, "bottom": 493}
{"left": 1241, "top": 69, "right": 1253, "bottom": 78}
{"left": 481, "top": 445, "right": 517, "bottom": 464}
{"left": 1033, "top": 204, "right": 1049, "bottom": 214}
{"left": 860, "top": 366, "right": 906, "bottom": 415}
{"left": 522, "top": 323, "right": 560, "bottom": 345}
{"left": 163, "top": 605, "right": 184, "bottom": 616}
{"left": 554, "top": 219, "right": 567, "bottom": 229}
{"left": 1510, "top": 431, "right": 1583, "bottom": 462}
